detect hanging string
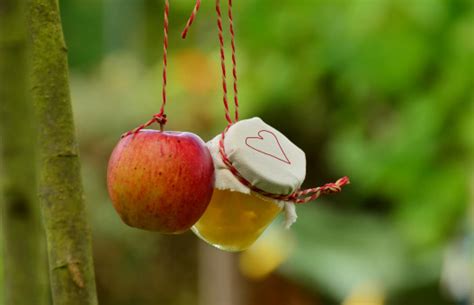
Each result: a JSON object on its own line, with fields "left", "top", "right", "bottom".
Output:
{"left": 182, "top": 0, "right": 239, "bottom": 125}
{"left": 123, "top": 0, "right": 349, "bottom": 203}
{"left": 160, "top": 0, "right": 170, "bottom": 119}
{"left": 228, "top": 0, "right": 239, "bottom": 122}
{"left": 122, "top": 0, "right": 170, "bottom": 137}
{"left": 216, "top": 0, "right": 233, "bottom": 125}
{"left": 181, "top": 0, "right": 201, "bottom": 39}
{"left": 181, "top": 0, "right": 349, "bottom": 204}
{"left": 125, "top": 0, "right": 242, "bottom": 137}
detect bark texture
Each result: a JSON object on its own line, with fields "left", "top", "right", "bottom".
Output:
{"left": 27, "top": 0, "right": 98, "bottom": 304}
{"left": 0, "top": 0, "right": 48, "bottom": 304}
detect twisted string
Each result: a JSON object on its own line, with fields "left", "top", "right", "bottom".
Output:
{"left": 216, "top": 0, "right": 233, "bottom": 125}
{"left": 160, "top": 0, "right": 170, "bottom": 117}
{"left": 122, "top": 0, "right": 170, "bottom": 138}
{"left": 123, "top": 1, "right": 350, "bottom": 204}
{"left": 181, "top": 0, "right": 349, "bottom": 203}
{"left": 181, "top": 0, "right": 201, "bottom": 39}
{"left": 228, "top": 0, "right": 239, "bottom": 122}
{"left": 182, "top": 0, "right": 239, "bottom": 125}
{"left": 124, "top": 0, "right": 242, "bottom": 137}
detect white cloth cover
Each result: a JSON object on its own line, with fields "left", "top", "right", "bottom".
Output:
{"left": 206, "top": 117, "right": 307, "bottom": 228}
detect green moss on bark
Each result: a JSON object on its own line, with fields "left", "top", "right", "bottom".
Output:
{"left": 0, "top": 0, "right": 49, "bottom": 304}
{"left": 27, "top": 0, "right": 98, "bottom": 304}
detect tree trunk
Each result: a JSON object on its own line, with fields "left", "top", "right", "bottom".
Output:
{"left": 27, "top": 0, "right": 98, "bottom": 304}
{"left": 0, "top": 0, "right": 48, "bottom": 304}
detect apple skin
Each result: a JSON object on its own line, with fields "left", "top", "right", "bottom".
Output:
{"left": 107, "top": 129, "right": 215, "bottom": 233}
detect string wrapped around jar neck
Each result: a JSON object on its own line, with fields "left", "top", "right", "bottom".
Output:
{"left": 182, "top": 0, "right": 349, "bottom": 213}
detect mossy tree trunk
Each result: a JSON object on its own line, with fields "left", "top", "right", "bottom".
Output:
{"left": 27, "top": 0, "right": 98, "bottom": 304}
{"left": 0, "top": 0, "right": 48, "bottom": 304}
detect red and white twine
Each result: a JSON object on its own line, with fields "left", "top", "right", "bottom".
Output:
{"left": 217, "top": 125, "right": 349, "bottom": 204}
{"left": 122, "top": 0, "right": 171, "bottom": 137}
{"left": 124, "top": 0, "right": 349, "bottom": 203}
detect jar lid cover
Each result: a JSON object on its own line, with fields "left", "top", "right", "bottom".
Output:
{"left": 223, "top": 117, "right": 306, "bottom": 195}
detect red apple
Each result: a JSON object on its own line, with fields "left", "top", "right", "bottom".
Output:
{"left": 107, "top": 129, "right": 215, "bottom": 233}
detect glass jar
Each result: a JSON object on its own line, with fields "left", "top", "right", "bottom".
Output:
{"left": 194, "top": 117, "right": 306, "bottom": 252}
{"left": 192, "top": 189, "right": 282, "bottom": 252}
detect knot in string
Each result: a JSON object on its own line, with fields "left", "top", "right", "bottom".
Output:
{"left": 153, "top": 112, "right": 168, "bottom": 127}
{"left": 121, "top": 112, "right": 168, "bottom": 138}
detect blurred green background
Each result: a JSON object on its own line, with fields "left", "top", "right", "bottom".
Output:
{"left": 6, "top": 0, "right": 474, "bottom": 304}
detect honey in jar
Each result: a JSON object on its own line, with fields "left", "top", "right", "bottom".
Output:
{"left": 192, "top": 189, "right": 282, "bottom": 251}
{"left": 193, "top": 117, "right": 306, "bottom": 251}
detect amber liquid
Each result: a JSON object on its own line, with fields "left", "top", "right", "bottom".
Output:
{"left": 192, "top": 189, "right": 282, "bottom": 252}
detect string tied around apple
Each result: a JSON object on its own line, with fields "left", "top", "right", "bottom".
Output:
{"left": 124, "top": 0, "right": 239, "bottom": 137}
{"left": 121, "top": 112, "right": 168, "bottom": 138}
{"left": 122, "top": 0, "right": 171, "bottom": 137}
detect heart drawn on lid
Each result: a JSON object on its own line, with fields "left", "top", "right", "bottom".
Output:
{"left": 245, "top": 130, "right": 291, "bottom": 164}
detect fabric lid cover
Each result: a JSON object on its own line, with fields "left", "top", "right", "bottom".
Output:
{"left": 206, "top": 117, "right": 305, "bottom": 228}
{"left": 222, "top": 117, "right": 306, "bottom": 195}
